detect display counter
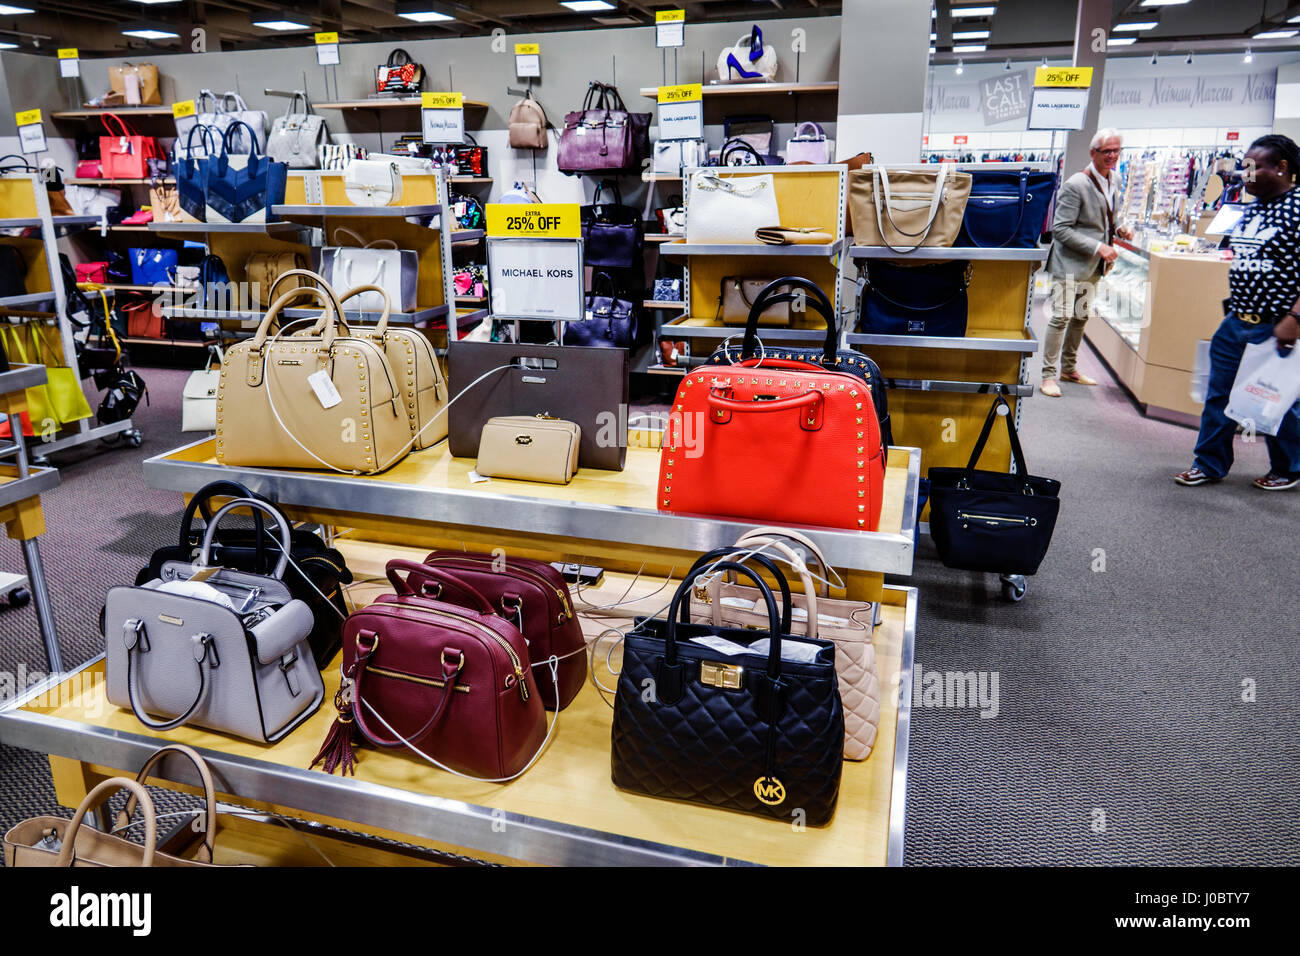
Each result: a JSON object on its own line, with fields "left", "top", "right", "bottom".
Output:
{"left": 1087, "top": 236, "right": 1230, "bottom": 424}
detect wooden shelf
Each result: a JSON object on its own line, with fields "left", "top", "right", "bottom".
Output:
{"left": 645, "top": 234, "right": 678, "bottom": 244}
{"left": 643, "top": 173, "right": 682, "bottom": 183}
{"left": 66, "top": 178, "right": 175, "bottom": 186}
{"left": 52, "top": 107, "right": 174, "bottom": 119}
{"left": 449, "top": 177, "right": 493, "bottom": 185}
{"left": 455, "top": 295, "right": 487, "bottom": 305}
{"left": 639, "top": 81, "right": 838, "bottom": 99}
{"left": 643, "top": 300, "right": 686, "bottom": 310}
{"left": 316, "top": 98, "right": 490, "bottom": 111}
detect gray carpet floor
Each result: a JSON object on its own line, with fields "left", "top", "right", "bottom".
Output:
{"left": 1, "top": 304, "right": 1297, "bottom": 865}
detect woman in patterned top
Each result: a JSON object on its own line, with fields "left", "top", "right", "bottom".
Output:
{"left": 1176, "top": 134, "right": 1300, "bottom": 490}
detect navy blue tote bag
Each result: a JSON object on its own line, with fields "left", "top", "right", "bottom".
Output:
{"left": 957, "top": 168, "right": 1055, "bottom": 248}
{"left": 858, "top": 259, "right": 972, "bottom": 337}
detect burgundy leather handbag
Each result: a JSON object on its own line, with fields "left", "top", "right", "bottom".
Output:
{"left": 421, "top": 550, "right": 587, "bottom": 710}
{"left": 558, "top": 82, "right": 649, "bottom": 176}
{"left": 312, "top": 561, "right": 546, "bottom": 778}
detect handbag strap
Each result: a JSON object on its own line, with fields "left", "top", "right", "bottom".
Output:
{"left": 872, "top": 165, "right": 950, "bottom": 254}
{"left": 967, "top": 169, "right": 1032, "bottom": 249}
{"left": 178, "top": 479, "right": 268, "bottom": 562}
{"left": 196, "top": 89, "right": 218, "bottom": 114}
{"left": 587, "top": 270, "right": 617, "bottom": 301}
{"left": 792, "top": 121, "right": 824, "bottom": 140}
{"left": 733, "top": 527, "right": 833, "bottom": 597}
{"left": 387, "top": 48, "right": 413, "bottom": 67}
{"left": 665, "top": 561, "right": 782, "bottom": 678}
{"left": 684, "top": 547, "right": 794, "bottom": 635}
{"left": 719, "top": 138, "right": 763, "bottom": 166}
{"left": 219, "top": 91, "right": 248, "bottom": 112}
{"left": 55, "top": 776, "right": 159, "bottom": 867}
{"left": 862, "top": 260, "right": 972, "bottom": 312}
{"left": 742, "top": 277, "right": 836, "bottom": 360}
{"left": 591, "top": 178, "right": 622, "bottom": 207}
{"left": 351, "top": 635, "right": 465, "bottom": 748}
{"left": 963, "top": 392, "right": 1031, "bottom": 484}
{"left": 221, "top": 120, "right": 262, "bottom": 159}
{"left": 385, "top": 559, "right": 495, "bottom": 613}
{"left": 122, "top": 618, "right": 217, "bottom": 732}
{"left": 116, "top": 744, "right": 217, "bottom": 863}
{"left": 718, "top": 538, "right": 821, "bottom": 637}
{"left": 101, "top": 112, "right": 135, "bottom": 138}
{"left": 197, "top": 497, "right": 294, "bottom": 577}
{"left": 337, "top": 284, "right": 392, "bottom": 334}
{"left": 334, "top": 225, "right": 399, "bottom": 249}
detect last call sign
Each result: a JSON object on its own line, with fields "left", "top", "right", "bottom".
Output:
{"left": 981, "top": 69, "right": 1032, "bottom": 126}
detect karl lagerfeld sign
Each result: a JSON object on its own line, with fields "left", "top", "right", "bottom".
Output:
{"left": 980, "top": 70, "right": 1032, "bottom": 125}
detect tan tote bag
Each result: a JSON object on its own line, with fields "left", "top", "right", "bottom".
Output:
{"left": 849, "top": 165, "right": 971, "bottom": 253}
{"left": 109, "top": 63, "right": 162, "bottom": 106}
{"left": 216, "top": 285, "right": 412, "bottom": 474}
{"left": 689, "top": 528, "right": 882, "bottom": 760}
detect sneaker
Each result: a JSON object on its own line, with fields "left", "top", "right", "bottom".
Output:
{"left": 1252, "top": 472, "right": 1300, "bottom": 491}
{"left": 1061, "top": 371, "right": 1098, "bottom": 386}
{"left": 1040, "top": 379, "right": 1062, "bottom": 398}
{"left": 1174, "top": 467, "right": 1222, "bottom": 486}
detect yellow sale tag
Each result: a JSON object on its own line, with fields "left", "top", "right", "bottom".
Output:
{"left": 422, "top": 92, "right": 463, "bottom": 110}
{"left": 515, "top": 43, "right": 540, "bottom": 55}
{"left": 656, "top": 10, "right": 686, "bottom": 22}
{"left": 1034, "top": 66, "right": 1093, "bottom": 88}
{"left": 57, "top": 49, "right": 78, "bottom": 60}
{"left": 486, "top": 203, "right": 581, "bottom": 239}
{"left": 171, "top": 100, "right": 197, "bottom": 119}
{"left": 315, "top": 32, "right": 338, "bottom": 44}
{"left": 15, "top": 109, "right": 41, "bottom": 127}
{"left": 658, "top": 83, "right": 702, "bottom": 104}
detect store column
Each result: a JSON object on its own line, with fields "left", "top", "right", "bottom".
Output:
{"left": 835, "top": 0, "right": 932, "bottom": 163}
{"left": 1062, "top": 0, "right": 1110, "bottom": 177}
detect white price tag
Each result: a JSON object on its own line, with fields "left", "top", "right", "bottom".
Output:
{"left": 422, "top": 108, "right": 465, "bottom": 144}
{"left": 468, "top": 470, "right": 490, "bottom": 484}
{"left": 17, "top": 122, "right": 47, "bottom": 156}
{"left": 60, "top": 58, "right": 80, "bottom": 79}
{"left": 307, "top": 370, "right": 342, "bottom": 409}
{"left": 658, "top": 100, "right": 703, "bottom": 142}
{"left": 656, "top": 12, "right": 685, "bottom": 49}
{"left": 317, "top": 43, "right": 340, "bottom": 67}
{"left": 516, "top": 55, "right": 540, "bottom": 78}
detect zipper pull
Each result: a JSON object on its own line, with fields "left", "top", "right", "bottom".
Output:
{"left": 514, "top": 665, "right": 530, "bottom": 702}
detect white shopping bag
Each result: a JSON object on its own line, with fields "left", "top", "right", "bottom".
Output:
{"left": 1190, "top": 339, "right": 1212, "bottom": 404}
{"left": 1224, "top": 340, "right": 1300, "bottom": 436}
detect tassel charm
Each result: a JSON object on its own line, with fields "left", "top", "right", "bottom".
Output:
{"left": 311, "top": 678, "right": 359, "bottom": 776}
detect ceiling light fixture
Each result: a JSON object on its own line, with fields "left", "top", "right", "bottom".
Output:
{"left": 1254, "top": 29, "right": 1299, "bottom": 39}
{"left": 0, "top": 40, "right": 17, "bottom": 48}
{"left": 953, "top": 30, "right": 990, "bottom": 40}
{"left": 559, "top": 1, "right": 615, "bottom": 11}
{"left": 1139, "top": 0, "right": 1190, "bottom": 7}
{"left": 0, "top": 4, "right": 33, "bottom": 13}
{"left": 396, "top": 3, "right": 455, "bottom": 22}
{"left": 251, "top": 14, "right": 312, "bottom": 31}
{"left": 1108, "top": 37, "right": 1138, "bottom": 46}
{"left": 951, "top": 6, "right": 997, "bottom": 18}
{"left": 953, "top": 44, "right": 986, "bottom": 53}
{"left": 955, "top": 58, "right": 964, "bottom": 75}
{"left": 127, "top": 1, "right": 183, "bottom": 4}
{"left": 1114, "top": 21, "right": 1158, "bottom": 31}
{"left": 121, "top": 24, "right": 179, "bottom": 39}
{"left": 1244, "top": 47, "right": 1254, "bottom": 63}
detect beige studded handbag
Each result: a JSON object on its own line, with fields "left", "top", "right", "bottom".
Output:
{"left": 273, "top": 268, "right": 448, "bottom": 449}
{"left": 215, "top": 286, "right": 412, "bottom": 474}
{"left": 690, "top": 528, "right": 881, "bottom": 760}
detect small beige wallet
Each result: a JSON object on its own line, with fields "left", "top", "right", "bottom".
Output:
{"left": 476, "top": 416, "right": 582, "bottom": 484}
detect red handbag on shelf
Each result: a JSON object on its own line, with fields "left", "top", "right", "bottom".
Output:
{"left": 419, "top": 550, "right": 586, "bottom": 710}
{"left": 74, "top": 160, "right": 102, "bottom": 179}
{"left": 659, "top": 281, "right": 886, "bottom": 532}
{"left": 121, "top": 298, "right": 162, "bottom": 338}
{"left": 75, "top": 261, "right": 109, "bottom": 284}
{"left": 99, "top": 113, "right": 161, "bottom": 180}
{"left": 312, "top": 560, "right": 547, "bottom": 779}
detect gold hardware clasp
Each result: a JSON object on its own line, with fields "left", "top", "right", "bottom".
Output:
{"left": 699, "top": 661, "right": 743, "bottom": 689}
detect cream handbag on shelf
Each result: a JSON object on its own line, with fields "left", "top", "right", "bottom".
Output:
{"left": 344, "top": 158, "right": 402, "bottom": 206}
{"left": 477, "top": 416, "right": 581, "bottom": 484}
{"left": 216, "top": 286, "right": 412, "bottom": 473}
{"left": 716, "top": 25, "right": 779, "bottom": 83}
{"left": 182, "top": 345, "right": 222, "bottom": 433}
{"left": 689, "top": 528, "right": 881, "bottom": 760}
{"left": 273, "top": 268, "right": 448, "bottom": 450}
{"left": 686, "top": 170, "right": 779, "bottom": 244}
{"left": 849, "top": 165, "right": 971, "bottom": 253}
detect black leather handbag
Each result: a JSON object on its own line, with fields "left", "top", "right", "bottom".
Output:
{"left": 581, "top": 179, "right": 642, "bottom": 269}
{"left": 707, "top": 277, "right": 893, "bottom": 448}
{"left": 928, "top": 393, "right": 1061, "bottom": 575}
{"left": 612, "top": 561, "right": 843, "bottom": 825}
{"left": 858, "top": 259, "right": 972, "bottom": 337}
{"left": 567, "top": 271, "right": 636, "bottom": 348}
{"left": 132, "top": 481, "right": 353, "bottom": 668}
{"left": 0, "top": 245, "right": 26, "bottom": 298}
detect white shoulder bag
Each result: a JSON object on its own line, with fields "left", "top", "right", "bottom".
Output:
{"left": 181, "top": 345, "right": 222, "bottom": 433}
{"left": 318, "top": 227, "right": 418, "bottom": 313}
{"left": 344, "top": 159, "right": 403, "bottom": 206}
{"left": 686, "top": 170, "right": 779, "bottom": 244}
{"left": 267, "top": 92, "right": 328, "bottom": 169}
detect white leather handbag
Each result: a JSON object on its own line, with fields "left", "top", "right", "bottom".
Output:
{"left": 181, "top": 346, "right": 221, "bottom": 433}
{"left": 267, "top": 92, "right": 328, "bottom": 169}
{"left": 785, "top": 122, "right": 835, "bottom": 165}
{"left": 686, "top": 170, "right": 779, "bottom": 244}
{"left": 104, "top": 499, "right": 324, "bottom": 744}
{"left": 344, "top": 159, "right": 403, "bottom": 206}
{"left": 653, "top": 139, "right": 707, "bottom": 175}
{"left": 215, "top": 91, "right": 267, "bottom": 153}
{"left": 319, "top": 227, "right": 417, "bottom": 312}
{"left": 716, "top": 25, "right": 779, "bottom": 83}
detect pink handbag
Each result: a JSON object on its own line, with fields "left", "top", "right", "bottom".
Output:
{"left": 75, "top": 160, "right": 102, "bottom": 179}
{"left": 785, "top": 122, "right": 833, "bottom": 164}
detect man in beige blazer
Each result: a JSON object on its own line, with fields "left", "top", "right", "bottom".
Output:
{"left": 1042, "top": 128, "right": 1134, "bottom": 397}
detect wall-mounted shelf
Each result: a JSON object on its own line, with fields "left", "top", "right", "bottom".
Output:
{"left": 449, "top": 177, "right": 493, "bottom": 185}
{"left": 455, "top": 295, "right": 487, "bottom": 305}
{"left": 845, "top": 328, "right": 1039, "bottom": 354}
{"left": 643, "top": 173, "right": 682, "bottom": 183}
{"left": 450, "top": 229, "right": 485, "bottom": 243}
{"left": 315, "top": 98, "right": 490, "bottom": 112}
{"left": 0, "top": 292, "right": 56, "bottom": 310}
{"left": 51, "top": 107, "right": 174, "bottom": 119}
{"left": 0, "top": 214, "right": 101, "bottom": 237}
{"left": 272, "top": 204, "right": 443, "bottom": 220}
{"left": 660, "top": 240, "right": 844, "bottom": 258}
{"left": 639, "top": 81, "right": 838, "bottom": 99}
{"left": 643, "top": 300, "right": 686, "bottom": 310}
{"left": 123, "top": 336, "right": 209, "bottom": 349}
{"left": 849, "top": 246, "right": 1048, "bottom": 262}
{"left": 66, "top": 178, "right": 175, "bottom": 187}
{"left": 645, "top": 234, "right": 677, "bottom": 244}
{"left": 148, "top": 221, "right": 307, "bottom": 238}
{"left": 661, "top": 316, "right": 830, "bottom": 344}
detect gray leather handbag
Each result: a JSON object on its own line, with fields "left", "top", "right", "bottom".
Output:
{"left": 105, "top": 499, "right": 325, "bottom": 743}
{"left": 266, "top": 91, "right": 328, "bottom": 169}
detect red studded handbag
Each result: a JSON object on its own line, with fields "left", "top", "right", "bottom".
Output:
{"left": 659, "top": 282, "right": 886, "bottom": 532}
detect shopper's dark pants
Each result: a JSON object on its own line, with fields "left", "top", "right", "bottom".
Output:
{"left": 1193, "top": 311, "right": 1300, "bottom": 479}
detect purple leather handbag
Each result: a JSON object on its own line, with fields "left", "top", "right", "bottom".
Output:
{"left": 558, "top": 82, "right": 649, "bottom": 175}
{"left": 567, "top": 271, "right": 636, "bottom": 349}
{"left": 580, "top": 179, "right": 642, "bottom": 269}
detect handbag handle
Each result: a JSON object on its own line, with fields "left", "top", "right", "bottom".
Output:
{"left": 683, "top": 547, "right": 793, "bottom": 635}
{"left": 269, "top": 267, "right": 343, "bottom": 314}
{"left": 591, "top": 178, "right": 623, "bottom": 208}
{"left": 716, "top": 538, "right": 821, "bottom": 637}
{"left": 965, "top": 168, "right": 1032, "bottom": 249}
{"left": 250, "top": 284, "right": 338, "bottom": 354}
{"left": 963, "top": 392, "right": 1031, "bottom": 487}
{"left": 284, "top": 90, "right": 311, "bottom": 117}
{"left": 581, "top": 81, "right": 603, "bottom": 113}
{"left": 196, "top": 89, "right": 218, "bottom": 113}
{"left": 100, "top": 112, "right": 136, "bottom": 139}
{"left": 387, "top": 48, "right": 413, "bottom": 67}
{"left": 587, "top": 270, "right": 617, "bottom": 301}
{"left": 122, "top": 617, "right": 217, "bottom": 732}
{"left": 55, "top": 777, "right": 159, "bottom": 867}
{"left": 862, "top": 261, "right": 972, "bottom": 312}
{"left": 707, "top": 388, "right": 823, "bottom": 429}
{"left": 385, "top": 559, "right": 496, "bottom": 614}
{"left": 792, "top": 121, "right": 824, "bottom": 140}
{"left": 741, "top": 276, "right": 836, "bottom": 360}
{"left": 178, "top": 479, "right": 268, "bottom": 562}
{"left": 331, "top": 226, "right": 398, "bottom": 249}
{"left": 719, "top": 138, "right": 764, "bottom": 167}
{"left": 181, "top": 122, "right": 219, "bottom": 165}
{"left": 664, "top": 561, "right": 782, "bottom": 680}
{"left": 337, "top": 284, "right": 392, "bottom": 335}
{"left": 219, "top": 120, "right": 262, "bottom": 161}
{"left": 219, "top": 91, "right": 248, "bottom": 112}
{"left": 733, "top": 527, "right": 831, "bottom": 598}
{"left": 197, "top": 497, "right": 294, "bottom": 578}
{"left": 872, "top": 165, "right": 950, "bottom": 253}
{"left": 115, "top": 744, "right": 217, "bottom": 863}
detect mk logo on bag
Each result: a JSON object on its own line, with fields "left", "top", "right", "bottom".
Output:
{"left": 753, "top": 776, "right": 786, "bottom": 805}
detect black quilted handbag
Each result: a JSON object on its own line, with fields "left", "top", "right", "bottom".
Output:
{"left": 131, "top": 480, "right": 353, "bottom": 669}
{"left": 707, "top": 276, "right": 894, "bottom": 447}
{"left": 612, "top": 561, "right": 843, "bottom": 825}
